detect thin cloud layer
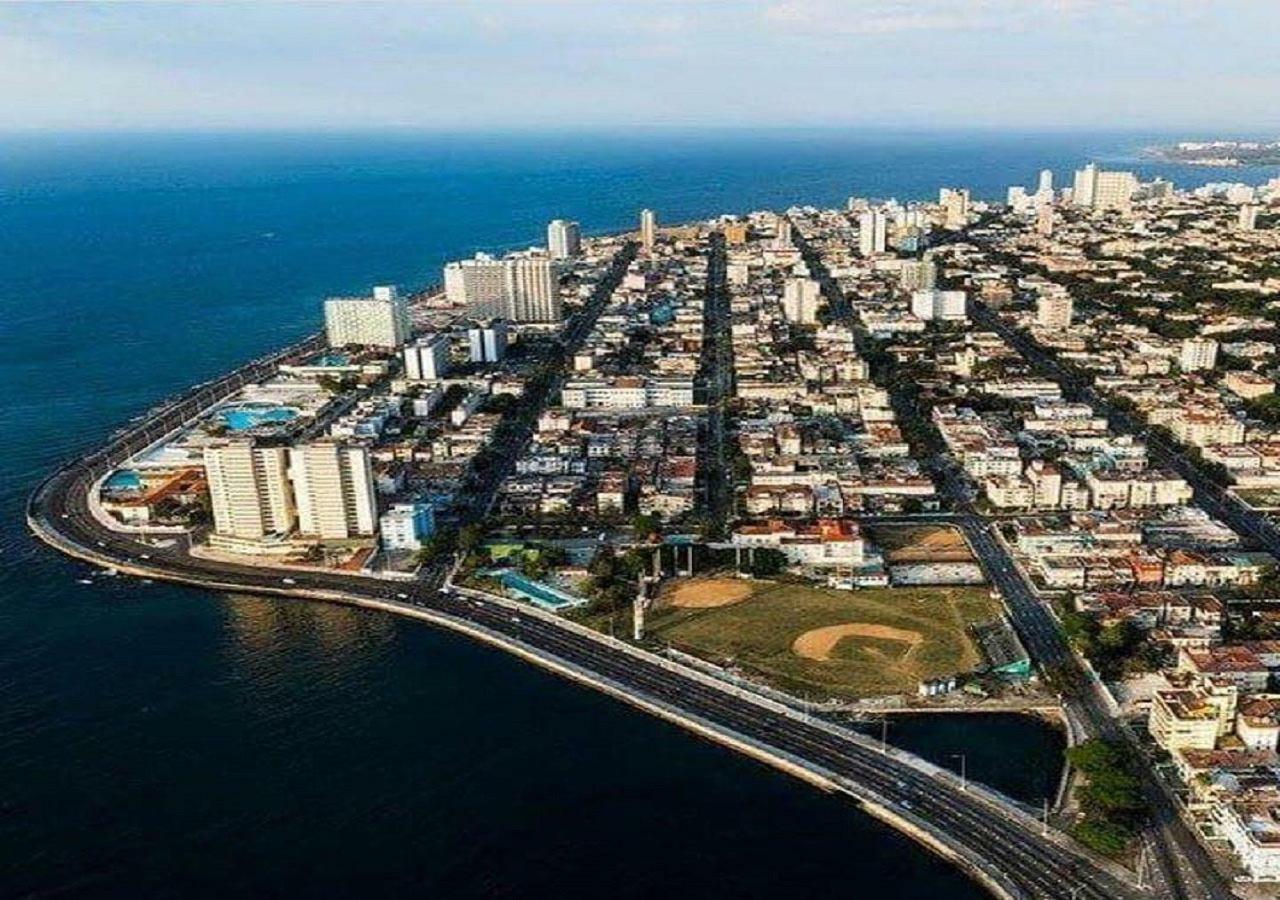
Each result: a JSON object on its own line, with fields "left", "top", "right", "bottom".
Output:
{"left": 0, "top": 0, "right": 1275, "bottom": 131}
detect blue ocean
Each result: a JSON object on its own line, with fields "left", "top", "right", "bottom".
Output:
{"left": 0, "top": 130, "right": 1262, "bottom": 897}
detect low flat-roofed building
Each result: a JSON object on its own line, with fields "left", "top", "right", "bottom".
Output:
{"left": 1219, "top": 801, "right": 1280, "bottom": 880}
{"left": 1238, "top": 698, "right": 1280, "bottom": 752}
{"left": 732, "top": 518, "right": 865, "bottom": 569}
{"left": 1179, "top": 645, "right": 1270, "bottom": 693}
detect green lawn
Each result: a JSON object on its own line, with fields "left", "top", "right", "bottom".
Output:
{"left": 645, "top": 581, "right": 1001, "bottom": 699}
{"left": 1234, "top": 488, "right": 1280, "bottom": 511}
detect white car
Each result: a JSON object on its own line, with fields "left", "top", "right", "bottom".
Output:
{"left": 396, "top": 592, "right": 408, "bottom": 600}
{"left": 281, "top": 577, "right": 296, "bottom": 585}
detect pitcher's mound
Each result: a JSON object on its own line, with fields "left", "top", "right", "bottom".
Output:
{"left": 667, "top": 578, "right": 754, "bottom": 609}
{"left": 792, "top": 623, "right": 923, "bottom": 661}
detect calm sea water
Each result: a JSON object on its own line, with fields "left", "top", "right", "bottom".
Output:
{"left": 0, "top": 130, "right": 1256, "bottom": 898}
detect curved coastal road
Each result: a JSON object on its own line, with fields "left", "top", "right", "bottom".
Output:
{"left": 31, "top": 416, "right": 1145, "bottom": 900}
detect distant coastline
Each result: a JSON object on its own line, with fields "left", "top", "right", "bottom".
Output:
{"left": 1143, "top": 138, "right": 1280, "bottom": 167}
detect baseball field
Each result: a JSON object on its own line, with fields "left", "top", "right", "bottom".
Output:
{"left": 648, "top": 578, "right": 1000, "bottom": 699}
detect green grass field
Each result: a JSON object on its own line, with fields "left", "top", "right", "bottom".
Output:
{"left": 646, "top": 580, "right": 1001, "bottom": 699}
{"left": 1234, "top": 488, "right": 1280, "bottom": 511}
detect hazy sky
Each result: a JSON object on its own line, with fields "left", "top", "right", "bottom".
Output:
{"left": 3, "top": 0, "right": 1278, "bottom": 132}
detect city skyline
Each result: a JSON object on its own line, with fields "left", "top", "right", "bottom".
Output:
{"left": 9, "top": 4, "right": 1280, "bottom": 896}
{"left": 3, "top": 0, "right": 1279, "bottom": 133}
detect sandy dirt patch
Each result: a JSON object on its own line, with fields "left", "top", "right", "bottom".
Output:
{"left": 872, "top": 525, "right": 974, "bottom": 563}
{"left": 791, "top": 623, "right": 924, "bottom": 661}
{"left": 666, "top": 577, "right": 755, "bottom": 608}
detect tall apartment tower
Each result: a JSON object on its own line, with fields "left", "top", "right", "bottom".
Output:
{"left": 1036, "top": 204, "right": 1055, "bottom": 237}
{"left": 1179, "top": 338, "right": 1219, "bottom": 372}
{"left": 1037, "top": 169, "right": 1054, "bottom": 197}
{"left": 403, "top": 333, "right": 450, "bottom": 380}
{"left": 775, "top": 215, "right": 793, "bottom": 247}
{"left": 504, "top": 256, "right": 560, "bottom": 322}
{"left": 1036, "top": 293, "right": 1074, "bottom": 329}
{"left": 1238, "top": 204, "right": 1261, "bottom": 231}
{"left": 547, "top": 219, "right": 582, "bottom": 259}
{"left": 324, "top": 285, "right": 411, "bottom": 349}
{"left": 1072, "top": 163, "right": 1137, "bottom": 212}
{"left": 899, "top": 255, "right": 937, "bottom": 292}
{"left": 781, "top": 278, "right": 821, "bottom": 324}
{"left": 1072, "top": 163, "right": 1097, "bottom": 208}
{"left": 289, "top": 441, "right": 378, "bottom": 540}
{"left": 939, "top": 188, "right": 971, "bottom": 229}
{"left": 858, "top": 209, "right": 888, "bottom": 256}
{"left": 911, "top": 289, "right": 968, "bottom": 322}
{"left": 444, "top": 254, "right": 507, "bottom": 316}
{"left": 204, "top": 440, "right": 296, "bottom": 540}
{"left": 468, "top": 321, "right": 509, "bottom": 363}
{"left": 639, "top": 209, "right": 657, "bottom": 253}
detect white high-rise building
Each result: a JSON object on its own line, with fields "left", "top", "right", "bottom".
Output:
{"left": 1072, "top": 163, "right": 1138, "bottom": 212}
{"left": 1036, "top": 204, "right": 1055, "bottom": 237}
{"left": 444, "top": 254, "right": 507, "bottom": 316}
{"left": 324, "top": 286, "right": 411, "bottom": 349}
{"left": 1072, "top": 163, "right": 1097, "bottom": 207}
{"left": 781, "top": 278, "right": 822, "bottom": 324}
{"left": 503, "top": 256, "right": 560, "bottom": 322}
{"left": 404, "top": 334, "right": 450, "bottom": 380}
{"left": 911, "top": 289, "right": 968, "bottom": 322}
{"left": 379, "top": 502, "right": 435, "bottom": 551}
{"left": 444, "top": 254, "right": 560, "bottom": 321}
{"left": 894, "top": 208, "right": 928, "bottom": 230}
{"left": 774, "top": 216, "right": 793, "bottom": 248}
{"left": 1036, "top": 293, "right": 1074, "bottom": 329}
{"left": 899, "top": 255, "right": 937, "bottom": 292}
{"left": 939, "top": 188, "right": 970, "bottom": 229}
{"left": 1226, "top": 185, "right": 1257, "bottom": 204}
{"left": 468, "top": 321, "right": 509, "bottom": 363}
{"left": 1238, "top": 204, "right": 1261, "bottom": 231}
{"left": 1037, "top": 169, "right": 1054, "bottom": 197}
{"left": 858, "top": 209, "right": 888, "bottom": 256}
{"left": 639, "top": 209, "right": 657, "bottom": 253}
{"left": 204, "top": 440, "right": 296, "bottom": 540}
{"left": 289, "top": 441, "right": 378, "bottom": 540}
{"left": 547, "top": 219, "right": 582, "bottom": 260}
{"left": 1180, "top": 338, "right": 1219, "bottom": 372}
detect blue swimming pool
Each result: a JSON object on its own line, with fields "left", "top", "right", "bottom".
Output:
{"left": 104, "top": 469, "right": 143, "bottom": 492}
{"left": 499, "top": 572, "right": 587, "bottom": 611}
{"left": 218, "top": 404, "right": 299, "bottom": 432}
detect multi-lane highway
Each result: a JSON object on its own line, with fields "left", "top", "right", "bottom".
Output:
{"left": 960, "top": 301, "right": 1237, "bottom": 900}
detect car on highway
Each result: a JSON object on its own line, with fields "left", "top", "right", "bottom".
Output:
{"left": 281, "top": 577, "right": 296, "bottom": 585}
